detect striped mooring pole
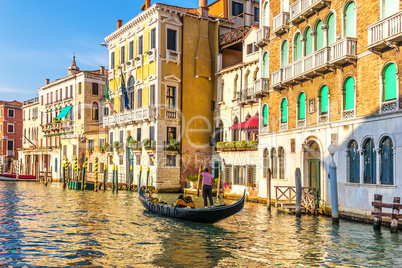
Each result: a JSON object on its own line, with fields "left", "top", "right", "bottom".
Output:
{"left": 84, "top": 157, "right": 88, "bottom": 191}
{"left": 62, "top": 162, "right": 66, "bottom": 188}
{"left": 128, "top": 164, "right": 133, "bottom": 191}
{"left": 74, "top": 157, "right": 78, "bottom": 182}
{"left": 112, "top": 164, "right": 115, "bottom": 192}
{"left": 146, "top": 166, "right": 150, "bottom": 191}
{"left": 65, "top": 158, "right": 69, "bottom": 187}
{"left": 94, "top": 157, "right": 98, "bottom": 192}
{"left": 115, "top": 165, "right": 119, "bottom": 194}
{"left": 138, "top": 165, "right": 142, "bottom": 188}
{"left": 103, "top": 164, "right": 107, "bottom": 191}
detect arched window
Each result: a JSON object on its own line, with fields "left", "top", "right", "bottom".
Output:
{"left": 281, "top": 40, "right": 289, "bottom": 67}
{"left": 363, "top": 138, "right": 376, "bottom": 184}
{"left": 127, "top": 76, "right": 135, "bottom": 91}
{"left": 281, "top": 98, "right": 288, "bottom": 123}
{"left": 382, "top": 0, "right": 399, "bottom": 19}
{"left": 348, "top": 140, "right": 360, "bottom": 183}
{"left": 380, "top": 137, "right": 393, "bottom": 185}
{"left": 304, "top": 26, "right": 313, "bottom": 56}
{"left": 262, "top": 104, "right": 269, "bottom": 127}
{"left": 220, "top": 80, "right": 224, "bottom": 102}
{"left": 233, "top": 75, "right": 239, "bottom": 99}
{"left": 298, "top": 92, "right": 306, "bottom": 120}
{"left": 278, "top": 147, "right": 285, "bottom": 179}
{"left": 383, "top": 63, "right": 397, "bottom": 102}
{"left": 263, "top": 52, "right": 269, "bottom": 78}
{"left": 263, "top": 2, "right": 270, "bottom": 26}
{"left": 327, "top": 13, "right": 336, "bottom": 46}
{"left": 218, "top": 120, "right": 224, "bottom": 143}
{"left": 315, "top": 20, "right": 324, "bottom": 51}
{"left": 233, "top": 117, "right": 239, "bottom": 141}
{"left": 294, "top": 32, "right": 302, "bottom": 61}
{"left": 271, "top": 148, "right": 277, "bottom": 179}
{"left": 92, "top": 102, "right": 99, "bottom": 120}
{"left": 344, "top": 1, "right": 356, "bottom": 38}
{"left": 343, "top": 77, "right": 355, "bottom": 111}
{"left": 319, "top": 85, "right": 329, "bottom": 114}
{"left": 263, "top": 149, "right": 270, "bottom": 178}
{"left": 77, "top": 102, "right": 81, "bottom": 120}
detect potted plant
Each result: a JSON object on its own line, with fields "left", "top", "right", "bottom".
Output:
{"left": 135, "top": 56, "right": 141, "bottom": 61}
{"left": 126, "top": 61, "right": 131, "bottom": 65}
{"left": 248, "top": 182, "right": 258, "bottom": 197}
{"left": 169, "top": 50, "right": 178, "bottom": 57}
{"left": 167, "top": 139, "right": 180, "bottom": 153}
{"left": 113, "top": 141, "right": 120, "bottom": 152}
{"left": 102, "top": 141, "right": 109, "bottom": 152}
{"left": 186, "top": 175, "right": 198, "bottom": 189}
{"left": 142, "top": 138, "right": 150, "bottom": 149}
{"left": 88, "top": 147, "right": 93, "bottom": 155}
{"left": 223, "top": 181, "right": 232, "bottom": 194}
{"left": 147, "top": 50, "right": 153, "bottom": 55}
{"left": 217, "top": 142, "right": 224, "bottom": 150}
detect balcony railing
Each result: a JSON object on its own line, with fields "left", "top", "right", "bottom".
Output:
{"left": 23, "top": 97, "right": 39, "bottom": 105}
{"left": 165, "top": 108, "right": 178, "bottom": 119}
{"left": 260, "top": 126, "right": 269, "bottom": 134}
{"left": 147, "top": 48, "right": 156, "bottom": 63}
{"left": 381, "top": 99, "right": 398, "bottom": 113}
{"left": 297, "top": 119, "right": 306, "bottom": 128}
{"left": 217, "top": 140, "right": 258, "bottom": 152}
{"left": 343, "top": 109, "right": 355, "bottom": 120}
{"left": 256, "top": 26, "right": 271, "bottom": 47}
{"left": 135, "top": 55, "right": 143, "bottom": 68}
{"left": 272, "top": 12, "right": 290, "bottom": 35}
{"left": 6, "top": 150, "right": 14, "bottom": 157}
{"left": 166, "top": 49, "right": 180, "bottom": 64}
{"left": 280, "top": 122, "right": 288, "bottom": 131}
{"left": 318, "top": 114, "right": 329, "bottom": 124}
{"left": 329, "top": 37, "right": 357, "bottom": 65}
{"left": 254, "top": 78, "right": 270, "bottom": 95}
{"left": 103, "top": 106, "right": 153, "bottom": 127}
{"left": 290, "top": 0, "right": 331, "bottom": 25}
{"left": 240, "top": 87, "right": 256, "bottom": 103}
{"left": 367, "top": 11, "right": 402, "bottom": 51}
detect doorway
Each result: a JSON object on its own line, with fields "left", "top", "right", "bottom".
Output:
{"left": 308, "top": 159, "right": 320, "bottom": 202}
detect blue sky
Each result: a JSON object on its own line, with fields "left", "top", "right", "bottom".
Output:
{"left": 0, "top": 0, "right": 201, "bottom": 102}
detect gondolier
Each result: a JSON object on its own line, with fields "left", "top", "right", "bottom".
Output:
{"left": 200, "top": 168, "right": 214, "bottom": 208}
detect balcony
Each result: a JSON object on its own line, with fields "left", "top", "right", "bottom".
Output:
{"left": 256, "top": 26, "right": 271, "bottom": 47}
{"left": 165, "top": 108, "right": 178, "bottom": 120}
{"left": 6, "top": 150, "right": 14, "bottom": 157}
{"left": 289, "top": 0, "right": 332, "bottom": 25}
{"left": 318, "top": 114, "right": 329, "bottom": 124}
{"left": 367, "top": 11, "right": 402, "bottom": 52}
{"left": 272, "top": 12, "right": 290, "bottom": 36}
{"left": 103, "top": 106, "right": 154, "bottom": 127}
{"left": 217, "top": 140, "right": 258, "bottom": 152}
{"left": 147, "top": 48, "right": 156, "bottom": 63}
{"left": 135, "top": 55, "right": 143, "bottom": 68}
{"left": 329, "top": 37, "right": 358, "bottom": 66}
{"left": 381, "top": 99, "right": 398, "bottom": 113}
{"left": 297, "top": 119, "right": 306, "bottom": 128}
{"left": 260, "top": 126, "right": 269, "bottom": 135}
{"left": 166, "top": 49, "right": 180, "bottom": 64}
{"left": 280, "top": 122, "right": 288, "bottom": 131}
{"left": 254, "top": 78, "right": 270, "bottom": 96}
{"left": 240, "top": 87, "right": 257, "bottom": 105}
{"left": 342, "top": 109, "right": 355, "bottom": 120}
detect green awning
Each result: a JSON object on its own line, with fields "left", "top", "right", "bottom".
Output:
{"left": 56, "top": 106, "right": 72, "bottom": 119}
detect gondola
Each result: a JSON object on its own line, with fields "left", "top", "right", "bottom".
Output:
{"left": 138, "top": 186, "right": 245, "bottom": 223}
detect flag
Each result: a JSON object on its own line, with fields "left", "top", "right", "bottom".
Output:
{"left": 120, "top": 70, "right": 130, "bottom": 110}
{"left": 105, "top": 77, "right": 117, "bottom": 114}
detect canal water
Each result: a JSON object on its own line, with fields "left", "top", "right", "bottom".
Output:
{"left": 0, "top": 182, "right": 401, "bottom": 267}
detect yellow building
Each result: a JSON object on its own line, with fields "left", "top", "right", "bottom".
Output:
{"left": 103, "top": 0, "right": 219, "bottom": 191}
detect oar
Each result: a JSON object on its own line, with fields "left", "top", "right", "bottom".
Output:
{"left": 213, "top": 176, "right": 240, "bottom": 226}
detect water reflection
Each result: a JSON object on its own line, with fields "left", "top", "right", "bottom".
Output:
{"left": 0, "top": 181, "right": 401, "bottom": 267}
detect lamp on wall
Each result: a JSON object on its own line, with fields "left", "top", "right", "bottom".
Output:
{"left": 328, "top": 142, "right": 337, "bottom": 161}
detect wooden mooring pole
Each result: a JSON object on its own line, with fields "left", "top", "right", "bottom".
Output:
{"left": 295, "top": 168, "right": 302, "bottom": 217}
{"left": 196, "top": 166, "right": 202, "bottom": 197}
{"left": 267, "top": 168, "right": 271, "bottom": 212}
{"left": 391, "top": 197, "right": 400, "bottom": 233}
{"left": 373, "top": 194, "right": 382, "bottom": 230}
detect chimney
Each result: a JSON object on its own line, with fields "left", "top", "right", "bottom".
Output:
{"left": 100, "top": 66, "right": 105, "bottom": 75}
{"left": 141, "top": 0, "right": 151, "bottom": 11}
{"left": 117, "top": 19, "right": 123, "bottom": 29}
{"left": 45, "top": 79, "right": 50, "bottom": 85}
{"left": 198, "top": 0, "right": 209, "bottom": 18}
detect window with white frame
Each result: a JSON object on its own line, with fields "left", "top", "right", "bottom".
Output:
{"left": 8, "top": 109, "right": 15, "bottom": 118}
{"left": 120, "top": 46, "right": 125, "bottom": 64}
{"left": 138, "top": 36, "right": 143, "bottom": 55}
{"left": 167, "top": 29, "right": 177, "bottom": 51}
{"left": 7, "top": 124, "right": 14, "bottom": 133}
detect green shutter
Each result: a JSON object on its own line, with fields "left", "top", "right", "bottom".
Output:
{"left": 281, "top": 98, "right": 288, "bottom": 123}
{"left": 320, "top": 86, "right": 329, "bottom": 113}
{"left": 263, "top": 52, "right": 269, "bottom": 78}
{"left": 55, "top": 158, "right": 58, "bottom": 173}
{"left": 281, "top": 40, "right": 288, "bottom": 67}
{"left": 316, "top": 21, "right": 324, "bottom": 50}
{"left": 263, "top": 105, "right": 268, "bottom": 126}
{"left": 295, "top": 33, "right": 302, "bottom": 60}
{"left": 345, "top": 2, "right": 356, "bottom": 38}
{"left": 344, "top": 77, "right": 355, "bottom": 110}
{"left": 384, "top": 63, "right": 397, "bottom": 101}
{"left": 305, "top": 27, "right": 313, "bottom": 56}
{"left": 327, "top": 14, "right": 335, "bottom": 45}
{"left": 299, "top": 93, "right": 306, "bottom": 119}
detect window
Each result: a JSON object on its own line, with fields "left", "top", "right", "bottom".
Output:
{"left": 382, "top": 0, "right": 399, "bottom": 19}
{"left": 263, "top": 52, "right": 269, "bottom": 79}
{"left": 150, "top": 28, "right": 156, "bottom": 49}
{"left": 247, "top": 44, "right": 253, "bottom": 55}
{"left": 315, "top": 20, "right": 324, "bottom": 51}
{"left": 78, "top": 83, "right": 82, "bottom": 95}
{"left": 103, "top": 104, "right": 109, "bottom": 116}
{"left": 348, "top": 140, "right": 360, "bottom": 183}
{"left": 234, "top": 166, "right": 245, "bottom": 185}
{"left": 263, "top": 2, "right": 270, "bottom": 26}
{"left": 150, "top": 85, "right": 155, "bottom": 106}
{"left": 263, "top": 149, "right": 270, "bottom": 178}
{"left": 150, "top": 126, "right": 155, "bottom": 141}
{"left": 127, "top": 76, "right": 135, "bottom": 91}
{"left": 262, "top": 104, "right": 268, "bottom": 127}
{"left": 136, "top": 155, "right": 141, "bottom": 166}
{"left": 281, "top": 98, "right": 288, "bottom": 123}
{"left": 137, "top": 128, "right": 142, "bottom": 142}
{"left": 343, "top": 77, "right": 355, "bottom": 111}
{"left": 278, "top": 147, "right": 285, "bottom": 179}
{"left": 298, "top": 92, "right": 306, "bottom": 120}
{"left": 119, "top": 130, "right": 124, "bottom": 144}
{"left": 319, "top": 85, "right": 329, "bottom": 114}
{"left": 7, "top": 124, "right": 14, "bottom": 133}
{"left": 92, "top": 102, "right": 99, "bottom": 120}
{"left": 129, "top": 41, "right": 134, "bottom": 60}
{"left": 73, "top": 145, "right": 77, "bottom": 156}
{"left": 304, "top": 26, "right": 312, "bottom": 56}
{"left": 56, "top": 90, "right": 58, "bottom": 101}
{"left": 109, "top": 132, "right": 114, "bottom": 150}
{"left": 77, "top": 102, "right": 81, "bottom": 120}
{"left": 327, "top": 13, "right": 336, "bottom": 46}
{"left": 382, "top": 63, "right": 397, "bottom": 101}
{"left": 130, "top": 92, "right": 135, "bottom": 110}
{"left": 232, "top": 117, "right": 239, "bottom": 141}
{"left": 92, "top": 83, "right": 98, "bottom": 95}
{"left": 167, "top": 29, "right": 177, "bottom": 51}
{"left": 89, "top": 163, "right": 93, "bottom": 173}
{"left": 271, "top": 148, "right": 277, "bottom": 179}
{"left": 166, "top": 86, "right": 176, "bottom": 108}
{"left": 219, "top": 81, "right": 224, "bottom": 102}
{"left": 254, "top": 7, "right": 259, "bottom": 22}
{"left": 111, "top": 51, "right": 115, "bottom": 68}
{"left": 65, "top": 87, "right": 68, "bottom": 99}
{"left": 280, "top": 40, "right": 289, "bottom": 67}
{"left": 47, "top": 93, "right": 49, "bottom": 104}
{"left": 7, "top": 140, "right": 14, "bottom": 151}
{"left": 121, "top": 46, "right": 125, "bottom": 64}
{"left": 137, "top": 88, "right": 143, "bottom": 108}
{"left": 8, "top": 109, "right": 14, "bottom": 118}
{"left": 344, "top": 1, "right": 356, "bottom": 38}
{"left": 167, "top": 155, "right": 176, "bottom": 167}
{"left": 363, "top": 138, "right": 376, "bottom": 184}
{"left": 70, "top": 85, "right": 73, "bottom": 98}
{"left": 119, "top": 155, "right": 123, "bottom": 165}
{"left": 88, "top": 139, "right": 94, "bottom": 150}
{"left": 232, "top": 1, "right": 244, "bottom": 17}
{"left": 380, "top": 137, "right": 393, "bottom": 185}
{"left": 99, "top": 138, "right": 105, "bottom": 149}
{"left": 167, "top": 127, "right": 176, "bottom": 143}
{"left": 138, "top": 36, "right": 143, "bottom": 55}
{"left": 0, "top": 123, "right": 2, "bottom": 133}
{"left": 50, "top": 92, "right": 53, "bottom": 103}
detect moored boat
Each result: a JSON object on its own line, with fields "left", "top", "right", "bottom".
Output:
{"left": 138, "top": 187, "right": 245, "bottom": 223}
